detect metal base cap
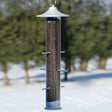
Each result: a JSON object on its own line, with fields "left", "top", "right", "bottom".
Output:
{"left": 44, "top": 107, "right": 62, "bottom": 110}
{"left": 45, "top": 100, "right": 61, "bottom": 110}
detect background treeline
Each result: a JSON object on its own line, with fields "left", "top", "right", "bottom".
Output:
{"left": 0, "top": 0, "right": 112, "bottom": 85}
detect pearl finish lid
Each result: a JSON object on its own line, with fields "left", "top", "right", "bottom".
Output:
{"left": 36, "top": 5, "right": 69, "bottom": 18}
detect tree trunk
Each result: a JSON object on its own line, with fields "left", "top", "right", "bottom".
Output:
{"left": 2, "top": 63, "right": 10, "bottom": 86}
{"left": 80, "top": 60, "right": 87, "bottom": 71}
{"left": 99, "top": 58, "right": 106, "bottom": 69}
{"left": 64, "top": 71, "right": 68, "bottom": 81}
{"left": 64, "top": 59, "right": 70, "bottom": 81}
{"left": 24, "top": 60, "right": 30, "bottom": 84}
{"left": 70, "top": 57, "right": 74, "bottom": 73}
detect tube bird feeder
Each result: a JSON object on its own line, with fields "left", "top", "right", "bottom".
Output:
{"left": 36, "top": 1, "right": 69, "bottom": 110}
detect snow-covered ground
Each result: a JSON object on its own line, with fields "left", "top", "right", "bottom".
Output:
{"left": 1, "top": 76, "right": 112, "bottom": 112}
{"left": 1, "top": 58, "right": 112, "bottom": 112}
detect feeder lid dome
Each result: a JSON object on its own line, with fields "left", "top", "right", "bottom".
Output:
{"left": 36, "top": 5, "right": 69, "bottom": 18}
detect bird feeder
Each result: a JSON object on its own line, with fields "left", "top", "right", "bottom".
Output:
{"left": 36, "top": 0, "right": 69, "bottom": 110}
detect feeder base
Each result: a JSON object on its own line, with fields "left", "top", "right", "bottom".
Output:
{"left": 45, "top": 100, "right": 62, "bottom": 110}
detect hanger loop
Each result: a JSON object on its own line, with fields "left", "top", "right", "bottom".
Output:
{"left": 49, "top": 0, "right": 56, "bottom": 6}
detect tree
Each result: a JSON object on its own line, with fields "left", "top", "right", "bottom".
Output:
{"left": 0, "top": 0, "right": 45, "bottom": 85}
{"left": 56, "top": 0, "right": 88, "bottom": 79}
{"left": 59, "top": 0, "right": 78, "bottom": 80}
{"left": 97, "top": 4, "right": 112, "bottom": 69}
{"left": 69, "top": 1, "right": 107, "bottom": 71}
{"left": 0, "top": 16, "right": 13, "bottom": 86}
{"left": 9, "top": 9, "right": 43, "bottom": 84}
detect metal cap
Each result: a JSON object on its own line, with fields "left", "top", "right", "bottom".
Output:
{"left": 36, "top": 5, "right": 69, "bottom": 18}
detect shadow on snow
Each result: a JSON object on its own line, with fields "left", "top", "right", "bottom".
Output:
{"left": 65, "top": 73, "right": 112, "bottom": 82}
{"left": 1, "top": 73, "right": 112, "bottom": 83}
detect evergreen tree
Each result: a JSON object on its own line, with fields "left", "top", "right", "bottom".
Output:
{"left": 97, "top": 3, "right": 112, "bottom": 69}
{"left": 9, "top": 3, "right": 45, "bottom": 84}
{"left": 0, "top": 17, "right": 12, "bottom": 86}
{"left": 58, "top": 0, "right": 78, "bottom": 80}
{"left": 0, "top": 0, "right": 45, "bottom": 85}
{"left": 69, "top": 1, "right": 106, "bottom": 71}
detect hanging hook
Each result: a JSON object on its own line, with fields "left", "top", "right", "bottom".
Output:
{"left": 49, "top": 0, "right": 52, "bottom": 6}
{"left": 54, "top": 0, "right": 56, "bottom": 6}
{"left": 49, "top": 0, "right": 56, "bottom": 6}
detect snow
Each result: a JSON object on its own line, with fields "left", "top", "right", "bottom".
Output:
{"left": 1, "top": 59, "right": 112, "bottom": 112}
{"left": 1, "top": 78, "right": 112, "bottom": 112}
